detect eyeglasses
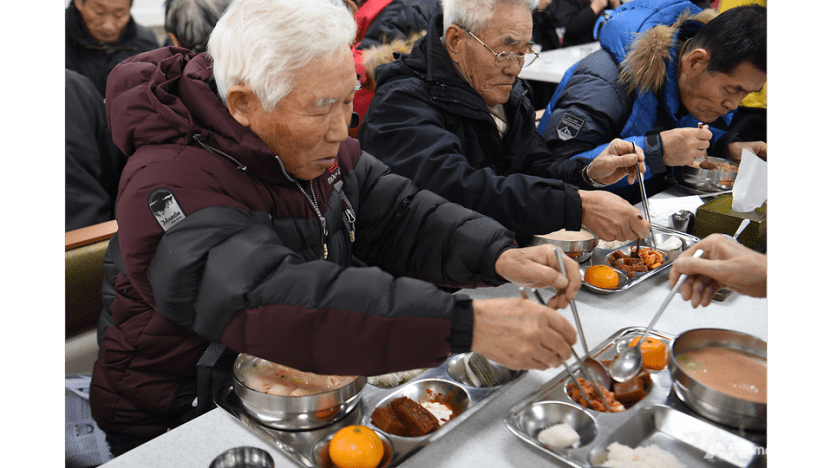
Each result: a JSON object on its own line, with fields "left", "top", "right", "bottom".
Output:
{"left": 462, "top": 27, "right": 539, "bottom": 68}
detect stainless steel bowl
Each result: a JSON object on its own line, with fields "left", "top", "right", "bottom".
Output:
{"left": 668, "top": 328, "right": 766, "bottom": 430}
{"left": 232, "top": 354, "right": 367, "bottom": 430}
{"left": 532, "top": 228, "right": 598, "bottom": 263}
{"left": 210, "top": 446, "right": 275, "bottom": 468}
{"left": 675, "top": 156, "right": 739, "bottom": 192}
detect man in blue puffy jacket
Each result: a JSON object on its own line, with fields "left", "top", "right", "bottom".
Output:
{"left": 538, "top": 0, "right": 766, "bottom": 202}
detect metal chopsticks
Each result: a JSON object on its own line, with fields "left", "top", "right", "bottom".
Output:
{"left": 519, "top": 286, "right": 613, "bottom": 412}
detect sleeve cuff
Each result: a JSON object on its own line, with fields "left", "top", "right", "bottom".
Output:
{"left": 449, "top": 295, "right": 475, "bottom": 353}
{"left": 645, "top": 132, "right": 667, "bottom": 175}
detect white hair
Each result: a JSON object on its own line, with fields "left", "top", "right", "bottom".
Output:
{"left": 207, "top": 0, "right": 356, "bottom": 111}
{"left": 442, "top": 0, "right": 538, "bottom": 37}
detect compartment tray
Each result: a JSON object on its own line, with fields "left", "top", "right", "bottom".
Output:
{"left": 216, "top": 354, "right": 526, "bottom": 467}
{"left": 504, "top": 327, "right": 766, "bottom": 468}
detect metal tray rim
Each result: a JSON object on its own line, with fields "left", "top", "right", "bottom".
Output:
{"left": 581, "top": 225, "right": 700, "bottom": 295}
{"left": 503, "top": 327, "right": 766, "bottom": 468}
{"left": 216, "top": 354, "right": 527, "bottom": 468}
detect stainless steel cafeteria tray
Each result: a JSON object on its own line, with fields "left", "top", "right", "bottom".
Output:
{"left": 504, "top": 327, "right": 766, "bottom": 468}
{"left": 216, "top": 353, "right": 526, "bottom": 468}
{"left": 581, "top": 225, "right": 700, "bottom": 294}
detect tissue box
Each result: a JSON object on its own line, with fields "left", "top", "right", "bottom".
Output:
{"left": 693, "top": 195, "right": 766, "bottom": 252}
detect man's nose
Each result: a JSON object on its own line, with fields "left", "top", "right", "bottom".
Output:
{"left": 503, "top": 58, "right": 523, "bottom": 76}
{"left": 101, "top": 17, "right": 119, "bottom": 33}
{"left": 326, "top": 110, "right": 350, "bottom": 143}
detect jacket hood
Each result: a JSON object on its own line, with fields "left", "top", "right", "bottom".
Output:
{"left": 598, "top": 0, "right": 717, "bottom": 95}
{"left": 105, "top": 47, "right": 292, "bottom": 185}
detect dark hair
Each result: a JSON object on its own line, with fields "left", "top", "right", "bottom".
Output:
{"left": 686, "top": 4, "right": 766, "bottom": 75}
{"left": 164, "top": 0, "right": 231, "bottom": 53}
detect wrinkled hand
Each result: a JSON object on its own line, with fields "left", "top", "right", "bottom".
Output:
{"left": 660, "top": 125, "right": 712, "bottom": 166}
{"left": 668, "top": 234, "right": 767, "bottom": 307}
{"left": 727, "top": 141, "right": 766, "bottom": 161}
{"left": 494, "top": 245, "right": 581, "bottom": 309}
{"left": 470, "top": 297, "right": 577, "bottom": 370}
{"left": 587, "top": 138, "right": 645, "bottom": 186}
{"left": 579, "top": 190, "right": 651, "bottom": 241}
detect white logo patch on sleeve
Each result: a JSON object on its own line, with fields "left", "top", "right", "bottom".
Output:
{"left": 149, "top": 188, "right": 186, "bottom": 232}
{"left": 556, "top": 113, "right": 585, "bottom": 141}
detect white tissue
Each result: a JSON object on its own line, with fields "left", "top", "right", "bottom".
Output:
{"left": 731, "top": 148, "right": 767, "bottom": 212}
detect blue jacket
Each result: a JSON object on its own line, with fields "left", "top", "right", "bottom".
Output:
{"left": 538, "top": 0, "right": 730, "bottom": 197}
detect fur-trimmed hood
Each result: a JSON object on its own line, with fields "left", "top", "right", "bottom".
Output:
{"left": 598, "top": 0, "right": 718, "bottom": 94}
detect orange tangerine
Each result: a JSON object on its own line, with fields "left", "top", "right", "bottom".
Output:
{"left": 629, "top": 336, "right": 668, "bottom": 370}
{"left": 583, "top": 265, "right": 620, "bottom": 289}
{"left": 328, "top": 425, "right": 384, "bottom": 468}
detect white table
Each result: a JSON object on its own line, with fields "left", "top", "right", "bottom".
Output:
{"left": 100, "top": 188, "right": 768, "bottom": 468}
{"left": 519, "top": 42, "right": 601, "bottom": 84}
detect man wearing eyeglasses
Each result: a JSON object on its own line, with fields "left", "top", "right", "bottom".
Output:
{"left": 358, "top": 0, "right": 650, "bottom": 244}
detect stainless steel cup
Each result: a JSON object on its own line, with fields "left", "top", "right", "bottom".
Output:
{"left": 209, "top": 446, "right": 275, "bottom": 468}
{"left": 670, "top": 210, "right": 695, "bottom": 234}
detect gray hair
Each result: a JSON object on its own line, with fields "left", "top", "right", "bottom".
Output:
{"left": 442, "top": 0, "right": 538, "bottom": 36}
{"left": 208, "top": 0, "right": 357, "bottom": 111}
{"left": 164, "top": 0, "right": 232, "bottom": 53}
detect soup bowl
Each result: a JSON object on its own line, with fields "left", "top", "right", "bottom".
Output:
{"left": 668, "top": 328, "right": 766, "bottom": 430}
{"left": 232, "top": 353, "right": 366, "bottom": 430}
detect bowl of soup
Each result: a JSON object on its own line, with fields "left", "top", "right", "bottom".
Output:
{"left": 532, "top": 227, "right": 598, "bottom": 263}
{"left": 233, "top": 353, "right": 366, "bottom": 430}
{"left": 675, "top": 156, "right": 739, "bottom": 192}
{"left": 668, "top": 329, "right": 766, "bottom": 430}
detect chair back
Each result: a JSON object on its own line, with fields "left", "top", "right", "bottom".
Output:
{"left": 65, "top": 219, "right": 117, "bottom": 374}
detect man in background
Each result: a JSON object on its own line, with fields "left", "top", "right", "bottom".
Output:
{"left": 66, "top": 0, "right": 159, "bottom": 97}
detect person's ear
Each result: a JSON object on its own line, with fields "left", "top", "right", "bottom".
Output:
{"left": 225, "top": 84, "right": 257, "bottom": 128}
{"left": 683, "top": 48, "right": 710, "bottom": 75}
{"left": 444, "top": 24, "right": 466, "bottom": 63}
{"left": 167, "top": 32, "right": 181, "bottom": 48}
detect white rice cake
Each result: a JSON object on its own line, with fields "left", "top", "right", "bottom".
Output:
{"left": 538, "top": 423, "right": 580, "bottom": 449}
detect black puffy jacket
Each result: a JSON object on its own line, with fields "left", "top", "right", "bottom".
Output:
{"left": 356, "top": 0, "right": 442, "bottom": 50}
{"left": 357, "top": 13, "right": 590, "bottom": 242}
{"left": 90, "top": 47, "right": 515, "bottom": 439}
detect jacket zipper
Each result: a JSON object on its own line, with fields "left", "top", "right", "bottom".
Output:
{"left": 295, "top": 180, "right": 328, "bottom": 260}
{"left": 192, "top": 134, "right": 248, "bottom": 171}
{"left": 334, "top": 181, "right": 356, "bottom": 243}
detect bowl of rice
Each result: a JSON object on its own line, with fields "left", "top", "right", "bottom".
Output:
{"left": 532, "top": 227, "right": 598, "bottom": 263}
{"left": 233, "top": 353, "right": 366, "bottom": 430}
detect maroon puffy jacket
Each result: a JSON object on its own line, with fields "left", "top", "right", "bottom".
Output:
{"left": 89, "top": 47, "right": 515, "bottom": 438}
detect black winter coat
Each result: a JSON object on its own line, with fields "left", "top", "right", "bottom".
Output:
{"left": 65, "top": 69, "right": 126, "bottom": 231}
{"left": 357, "top": 13, "right": 589, "bottom": 241}
{"left": 65, "top": 2, "right": 159, "bottom": 97}
{"left": 356, "top": 0, "right": 442, "bottom": 50}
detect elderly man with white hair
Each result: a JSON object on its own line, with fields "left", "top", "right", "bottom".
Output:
{"left": 90, "top": 0, "right": 584, "bottom": 455}
{"left": 358, "top": 0, "right": 651, "bottom": 244}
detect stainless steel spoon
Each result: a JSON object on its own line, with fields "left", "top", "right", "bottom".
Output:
{"left": 697, "top": 122, "right": 718, "bottom": 170}
{"left": 607, "top": 249, "right": 705, "bottom": 382}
